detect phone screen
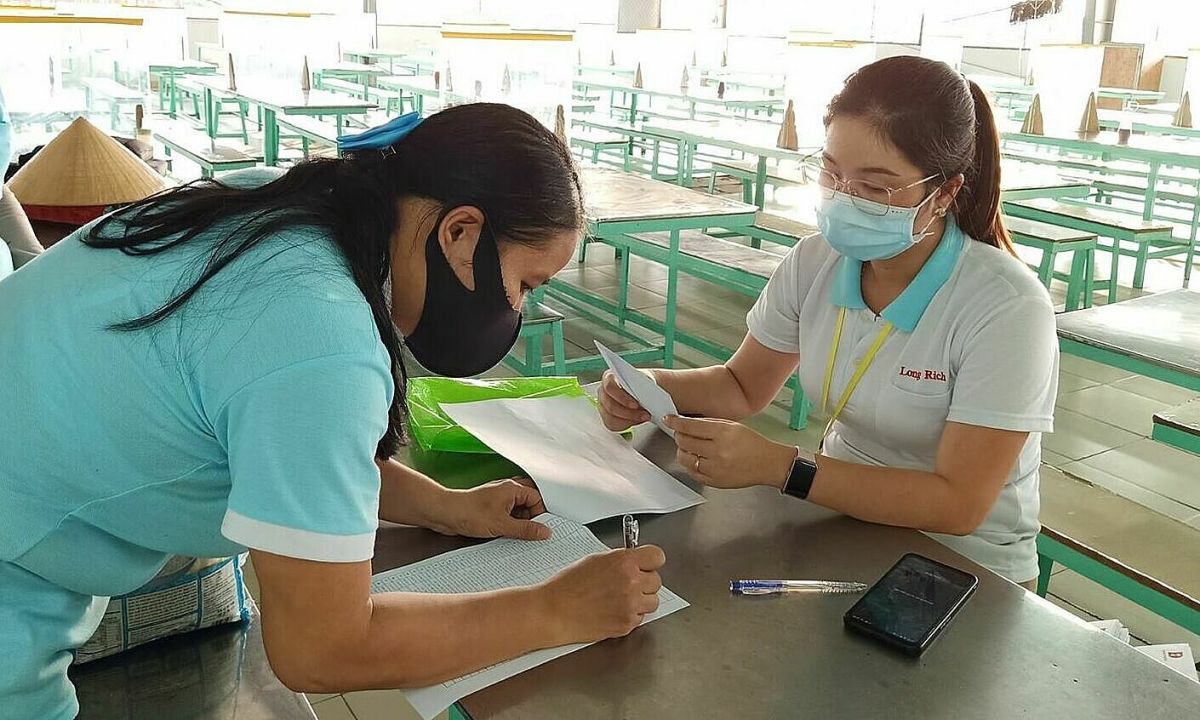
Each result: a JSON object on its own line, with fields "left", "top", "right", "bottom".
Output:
{"left": 844, "top": 554, "right": 977, "bottom": 652}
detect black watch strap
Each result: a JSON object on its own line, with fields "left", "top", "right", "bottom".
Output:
{"left": 781, "top": 452, "right": 818, "bottom": 499}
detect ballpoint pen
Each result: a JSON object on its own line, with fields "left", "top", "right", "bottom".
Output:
{"left": 730, "top": 579, "right": 868, "bottom": 595}
{"left": 622, "top": 514, "right": 639, "bottom": 549}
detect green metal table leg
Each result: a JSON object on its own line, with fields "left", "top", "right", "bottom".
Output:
{"left": 1107, "top": 239, "right": 1120, "bottom": 304}
{"left": 616, "top": 241, "right": 631, "bottom": 325}
{"left": 263, "top": 108, "right": 279, "bottom": 166}
{"left": 1133, "top": 238, "right": 1151, "bottom": 290}
{"left": 663, "top": 229, "right": 680, "bottom": 368}
{"left": 551, "top": 321, "right": 567, "bottom": 375}
{"left": 753, "top": 155, "right": 768, "bottom": 210}
{"left": 1036, "top": 554, "right": 1054, "bottom": 597}
{"left": 1083, "top": 247, "right": 1094, "bottom": 309}
{"left": 628, "top": 91, "right": 638, "bottom": 126}
{"left": 1036, "top": 247, "right": 1055, "bottom": 289}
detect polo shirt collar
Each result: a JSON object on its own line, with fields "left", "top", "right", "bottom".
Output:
{"left": 830, "top": 215, "right": 966, "bottom": 332}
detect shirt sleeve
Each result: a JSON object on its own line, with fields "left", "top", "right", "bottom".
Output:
{"left": 947, "top": 296, "right": 1058, "bottom": 433}
{"left": 215, "top": 351, "right": 393, "bottom": 563}
{"left": 745, "top": 240, "right": 807, "bottom": 355}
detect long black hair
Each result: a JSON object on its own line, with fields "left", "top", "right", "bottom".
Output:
{"left": 825, "top": 56, "right": 1013, "bottom": 254}
{"left": 83, "top": 103, "right": 584, "bottom": 457}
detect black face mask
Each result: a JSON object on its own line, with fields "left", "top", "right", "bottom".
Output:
{"left": 404, "top": 220, "right": 523, "bottom": 377}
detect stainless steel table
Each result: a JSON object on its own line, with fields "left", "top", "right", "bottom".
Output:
{"left": 386, "top": 429, "right": 1200, "bottom": 719}
{"left": 70, "top": 428, "right": 1200, "bottom": 718}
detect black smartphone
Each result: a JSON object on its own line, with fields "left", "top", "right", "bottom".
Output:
{"left": 843, "top": 553, "right": 978, "bottom": 656}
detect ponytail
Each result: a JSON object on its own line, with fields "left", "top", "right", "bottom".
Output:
{"left": 959, "top": 80, "right": 1014, "bottom": 255}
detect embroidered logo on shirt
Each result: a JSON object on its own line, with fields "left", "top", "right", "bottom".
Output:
{"left": 898, "top": 366, "right": 947, "bottom": 382}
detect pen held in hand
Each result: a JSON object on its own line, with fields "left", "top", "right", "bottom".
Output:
{"left": 622, "top": 514, "right": 639, "bottom": 549}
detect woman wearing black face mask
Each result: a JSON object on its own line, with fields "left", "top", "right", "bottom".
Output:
{"left": 0, "top": 104, "right": 666, "bottom": 719}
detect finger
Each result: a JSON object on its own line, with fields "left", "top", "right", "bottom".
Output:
{"left": 507, "top": 476, "right": 537, "bottom": 489}
{"left": 511, "top": 482, "right": 544, "bottom": 511}
{"left": 631, "top": 545, "right": 666, "bottom": 570}
{"left": 639, "top": 571, "right": 663, "bottom": 595}
{"left": 502, "top": 518, "right": 552, "bottom": 541}
{"left": 664, "top": 415, "right": 723, "bottom": 439}
{"left": 635, "top": 591, "right": 661, "bottom": 615}
{"left": 603, "top": 400, "right": 649, "bottom": 425}
{"left": 672, "top": 431, "right": 715, "bottom": 457}
{"left": 602, "top": 372, "right": 642, "bottom": 410}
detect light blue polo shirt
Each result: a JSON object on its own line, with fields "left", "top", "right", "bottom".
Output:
{"left": 0, "top": 168, "right": 392, "bottom": 720}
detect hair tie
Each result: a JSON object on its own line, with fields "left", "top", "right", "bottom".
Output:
{"left": 338, "top": 112, "right": 423, "bottom": 154}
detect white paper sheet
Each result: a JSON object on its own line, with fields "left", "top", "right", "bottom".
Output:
{"left": 1135, "top": 643, "right": 1199, "bottom": 682}
{"left": 371, "top": 514, "right": 689, "bottom": 720}
{"left": 442, "top": 395, "right": 705, "bottom": 523}
{"left": 595, "top": 340, "right": 679, "bottom": 437}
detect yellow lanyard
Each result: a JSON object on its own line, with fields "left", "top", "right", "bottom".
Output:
{"left": 820, "top": 307, "right": 894, "bottom": 442}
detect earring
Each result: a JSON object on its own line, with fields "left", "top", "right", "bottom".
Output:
{"left": 934, "top": 207, "right": 947, "bottom": 217}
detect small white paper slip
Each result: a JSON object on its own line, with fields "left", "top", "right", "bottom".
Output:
{"left": 1135, "top": 643, "right": 1199, "bottom": 682}
{"left": 371, "top": 514, "right": 689, "bottom": 720}
{"left": 1088, "top": 619, "right": 1131, "bottom": 645}
{"left": 595, "top": 340, "right": 679, "bottom": 437}
{"left": 442, "top": 395, "right": 704, "bottom": 523}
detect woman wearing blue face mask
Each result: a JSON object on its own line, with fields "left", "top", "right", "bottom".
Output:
{"left": 599, "top": 56, "right": 1058, "bottom": 589}
{"left": 0, "top": 104, "right": 667, "bottom": 720}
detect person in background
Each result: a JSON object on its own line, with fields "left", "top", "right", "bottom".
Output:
{"left": 0, "top": 83, "right": 44, "bottom": 275}
{"left": 599, "top": 56, "right": 1058, "bottom": 589}
{"left": 0, "top": 104, "right": 665, "bottom": 720}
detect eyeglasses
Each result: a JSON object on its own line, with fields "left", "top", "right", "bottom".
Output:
{"left": 801, "top": 153, "right": 940, "bottom": 216}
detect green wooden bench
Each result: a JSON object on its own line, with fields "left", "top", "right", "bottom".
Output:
{"left": 707, "top": 158, "right": 805, "bottom": 205}
{"left": 277, "top": 116, "right": 340, "bottom": 159}
{"left": 503, "top": 298, "right": 567, "bottom": 377}
{"left": 317, "top": 76, "right": 402, "bottom": 114}
{"left": 175, "top": 77, "right": 251, "bottom": 144}
{"left": 1005, "top": 215, "right": 1098, "bottom": 310}
{"left": 570, "top": 130, "right": 631, "bottom": 169}
{"left": 1152, "top": 398, "right": 1200, "bottom": 455}
{"left": 1003, "top": 198, "right": 1178, "bottom": 303}
{"left": 1037, "top": 526, "right": 1200, "bottom": 636}
{"left": 705, "top": 211, "right": 817, "bottom": 250}
{"left": 154, "top": 121, "right": 259, "bottom": 178}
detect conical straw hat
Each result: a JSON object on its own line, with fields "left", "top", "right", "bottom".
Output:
{"left": 554, "top": 104, "right": 567, "bottom": 144}
{"left": 1173, "top": 92, "right": 1192, "bottom": 128}
{"left": 227, "top": 53, "right": 237, "bottom": 91}
{"left": 1021, "top": 93, "right": 1044, "bottom": 135}
{"left": 609, "top": 49, "right": 616, "bottom": 66}
{"left": 434, "top": 70, "right": 441, "bottom": 90}
{"left": 721, "top": 50, "right": 727, "bottom": 67}
{"left": 717, "top": 81, "right": 726, "bottom": 99}
{"left": 633, "top": 62, "right": 643, "bottom": 89}
{"left": 7, "top": 116, "right": 167, "bottom": 206}
{"left": 1078, "top": 92, "right": 1099, "bottom": 134}
{"left": 501, "top": 65, "right": 512, "bottom": 95}
{"left": 301, "top": 56, "right": 311, "bottom": 92}
{"left": 691, "top": 50, "right": 697, "bottom": 67}
{"left": 680, "top": 65, "right": 689, "bottom": 93}
{"left": 445, "top": 67, "right": 453, "bottom": 92}
{"left": 776, "top": 99, "right": 798, "bottom": 150}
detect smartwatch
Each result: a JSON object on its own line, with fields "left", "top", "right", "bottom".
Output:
{"left": 781, "top": 448, "right": 818, "bottom": 499}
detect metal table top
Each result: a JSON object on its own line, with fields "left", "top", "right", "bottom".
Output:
{"left": 192, "top": 76, "right": 376, "bottom": 114}
{"left": 381, "top": 430, "right": 1200, "bottom": 720}
{"left": 1057, "top": 289, "right": 1200, "bottom": 378}
{"left": 72, "top": 603, "right": 314, "bottom": 720}
{"left": 315, "top": 61, "right": 389, "bottom": 76}
{"left": 580, "top": 167, "right": 758, "bottom": 226}
{"left": 641, "top": 118, "right": 819, "bottom": 159}
{"left": 148, "top": 60, "right": 218, "bottom": 74}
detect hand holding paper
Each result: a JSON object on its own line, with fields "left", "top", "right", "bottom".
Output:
{"left": 595, "top": 341, "right": 679, "bottom": 436}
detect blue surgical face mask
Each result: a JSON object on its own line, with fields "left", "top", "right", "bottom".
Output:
{"left": 817, "top": 187, "right": 942, "bottom": 262}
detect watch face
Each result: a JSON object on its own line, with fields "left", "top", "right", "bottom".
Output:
{"left": 785, "top": 456, "right": 817, "bottom": 499}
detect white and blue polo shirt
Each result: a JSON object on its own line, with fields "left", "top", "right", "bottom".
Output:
{"left": 747, "top": 216, "right": 1059, "bottom": 583}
